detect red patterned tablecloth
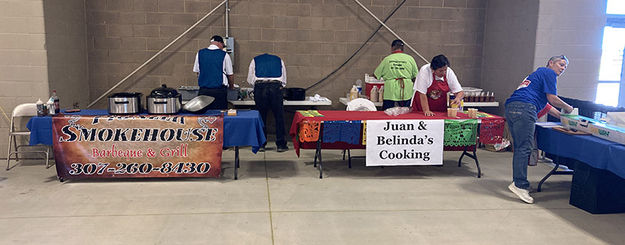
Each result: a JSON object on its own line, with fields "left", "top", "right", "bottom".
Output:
{"left": 289, "top": 110, "right": 505, "bottom": 156}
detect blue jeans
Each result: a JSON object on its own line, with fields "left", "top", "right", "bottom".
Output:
{"left": 505, "top": 101, "right": 537, "bottom": 190}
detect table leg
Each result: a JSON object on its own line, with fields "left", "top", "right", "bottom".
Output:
{"left": 316, "top": 139, "right": 323, "bottom": 179}
{"left": 347, "top": 149, "right": 352, "bottom": 168}
{"left": 458, "top": 145, "right": 481, "bottom": 178}
{"left": 234, "top": 146, "right": 239, "bottom": 180}
{"left": 314, "top": 148, "right": 318, "bottom": 168}
{"left": 537, "top": 163, "right": 573, "bottom": 192}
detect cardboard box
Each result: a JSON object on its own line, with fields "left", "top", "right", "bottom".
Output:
{"left": 588, "top": 122, "right": 625, "bottom": 146}
{"left": 560, "top": 115, "right": 593, "bottom": 133}
{"left": 560, "top": 115, "right": 625, "bottom": 145}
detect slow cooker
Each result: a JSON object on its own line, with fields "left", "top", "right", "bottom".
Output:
{"left": 146, "top": 84, "right": 182, "bottom": 114}
{"left": 108, "top": 92, "right": 142, "bottom": 115}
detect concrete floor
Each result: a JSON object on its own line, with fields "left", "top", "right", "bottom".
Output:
{"left": 1, "top": 145, "right": 624, "bottom": 245}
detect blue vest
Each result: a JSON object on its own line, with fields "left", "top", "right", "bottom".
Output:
{"left": 197, "top": 48, "right": 226, "bottom": 88}
{"left": 254, "top": 54, "right": 282, "bottom": 78}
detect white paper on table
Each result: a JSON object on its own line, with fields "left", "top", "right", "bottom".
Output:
{"left": 561, "top": 108, "right": 578, "bottom": 116}
{"left": 535, "top": 122, "right": 561, "bottom": 128}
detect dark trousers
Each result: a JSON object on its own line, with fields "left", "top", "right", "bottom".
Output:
{"left": 382, "top": 99, "right": 411, "bottom": 110}
{"left": 199, "top": 86, "right": 227, "bottom": 110}
{"left": 254, "top": 82, "right": 286, "bottom": 148}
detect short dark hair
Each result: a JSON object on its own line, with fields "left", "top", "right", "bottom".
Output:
{"left": 391, "top": 39, "right": 404, "bottom": 50}
{"left": 211, "top": 35, "right": 224, "bottom": 44}
{"left": 430, "top": 54, "right": 450, "bottom": 70}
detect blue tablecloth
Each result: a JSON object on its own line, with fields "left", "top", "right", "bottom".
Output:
{"left": 536, "top": 125, "right": 625, "bottom": 179}
{"left": 26, "top": 109, "right": 266, "bottom": 153}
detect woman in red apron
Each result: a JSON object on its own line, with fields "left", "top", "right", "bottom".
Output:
{"left": 412, "top": 72, "right": 450, "bottom": 114}
{"left": 412, "top": 55, "right": 464, "bottom": 116}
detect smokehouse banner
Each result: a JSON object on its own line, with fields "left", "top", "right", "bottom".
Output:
{"left": 52, "top": 115, "right": 224, "bottom": 179}
{"left": 366, "top": 120, "right": 444, "bottom": 166}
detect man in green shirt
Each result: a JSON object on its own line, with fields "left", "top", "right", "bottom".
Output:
{"left": 374, "top": 40, "right": 419, "bottom": 110}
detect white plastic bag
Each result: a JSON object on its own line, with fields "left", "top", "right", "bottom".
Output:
{"left": 384, "top": 107, "right": 410, "bottom": 116}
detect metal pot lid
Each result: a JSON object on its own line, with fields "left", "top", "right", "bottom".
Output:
{"left": 183, "top": 95, "right": 215, "bottom": 112}
{"left": 109, "top": 92, "right": 142, "bottom": 98}
{"left": 149, "top": 84, "right": 179, "bottom": 98}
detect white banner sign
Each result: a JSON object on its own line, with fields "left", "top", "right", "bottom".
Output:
{"left": 366, "top": 120, "right": 444, "bottom": 166}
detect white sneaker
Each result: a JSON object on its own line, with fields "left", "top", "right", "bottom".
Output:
{"left": 508, "top": 183, "right": 534, "bottom": 204}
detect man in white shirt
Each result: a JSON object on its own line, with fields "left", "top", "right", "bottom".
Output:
{"left": 247, "top": 53, "right": 288, "bottom": 152}
{"left": 411, "top": 54, "right": 464, "bottom": 116}
{"left": 193, "top": 35, "right": 234, "bottom": 109}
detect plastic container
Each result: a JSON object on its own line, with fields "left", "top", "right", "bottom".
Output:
{"left": 378, "top": 85, "right": 384, "bottom": 102}
{"left": 227, "top": 88, "right": 240, "bottom": 101}
{"left": 36, "top": 98, "right": 47, "bottom": 116}
{"left": 47, "top": 101, "right": 55, "bottom": 115}
{"left": 462, "top": 87, "right": 483, "bottom": 102}
{"left": 365, "top": 80, "right": 384, "bottom": 97}
{"left": 370, "top": 86, "right": 378, "bottom": 102}
{"left": 178, "top": 86, "right": 200, "bottom": 102}
{"left": 448, "top": 93, "right": 463, "bottom": 111}
{"left": 349, "top": 85, "right": 358, "bottom": 101}
{"left": 49, "top": 90, "right": 60, "bottom": 114}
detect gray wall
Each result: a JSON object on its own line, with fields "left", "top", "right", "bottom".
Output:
{"left": 0, "top": 0, "right": 50, "bottom": 158}
{"left": 84, "top": 0, "right": 487, "bottom": 109}
{"left": 481, "top": 0, "right": 606, "bottom": 116}
{"left": 533, "top": 0, "right": 606, "bottom": 101}
{"left": 43, "top": 0, "right": 90, "bottom": 109}
{"left": 0, "top": 0, "right": 89, "bottom": 158}
{"left": 481, "top": 0, "right": 539, "bottom": 115}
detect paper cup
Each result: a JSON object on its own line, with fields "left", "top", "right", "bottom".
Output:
{"left": 468, "top": 108, "right": 478, "bottom": 118}
{"left": 448, "top": 108, "right": 458, "bottom": 117}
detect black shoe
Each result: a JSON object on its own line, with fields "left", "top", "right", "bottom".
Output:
{"left": 277, "top": 146, "right": 289, "bottom": 152}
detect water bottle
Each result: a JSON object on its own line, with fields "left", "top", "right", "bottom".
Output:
{"left": 49, "top": 90, "right": 60, "bottom": 114}
{"left": 47, "top": 101, "right": 55, "bottom": 115}
{"left": 349, "top": 85, "right": 358, "bottom": 101}
{"left": 36, "top": 98, "right": 47, "bottom": 116}
{"left": 355, "top": 79, "right": 362, "bottom": 95}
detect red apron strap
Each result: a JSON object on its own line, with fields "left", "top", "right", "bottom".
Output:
{"left": 413, "top": 72, "right": 451, "bottom": 112}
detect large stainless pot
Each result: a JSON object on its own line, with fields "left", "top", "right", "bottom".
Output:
{"left": 108, "top": 92, "right": 142, "bottom": 115}
{"left": 146, "top": 84, "right": 181, "bottom": 114}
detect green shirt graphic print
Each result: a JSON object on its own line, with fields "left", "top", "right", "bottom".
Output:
{"left": 374, "top": 53, "right": 418, "bottom": 101}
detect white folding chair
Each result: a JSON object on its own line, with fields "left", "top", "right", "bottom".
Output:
{"left": 6, "top": 103, "right": 50, "bottom": 170}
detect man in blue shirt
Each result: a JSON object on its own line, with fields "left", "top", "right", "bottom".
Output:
{"left": 505, "top": 55, "right": 573, "bottom": 204}
{"left": 193, "top": 35, "right": 234, "bottom": 109}
{"left": 247, "top": 53, "right": 288, "bottom": 152}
